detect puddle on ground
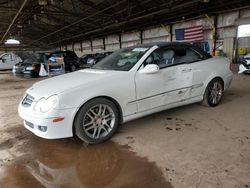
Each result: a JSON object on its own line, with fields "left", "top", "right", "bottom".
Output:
{"left": 0, "top": 136, "right": 172, "bottom": 188}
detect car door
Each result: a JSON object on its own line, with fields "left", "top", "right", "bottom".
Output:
{"left": 183, "top": 47, "right": 212, "bottom": 98}
{"left": 0, "top": 53, "right": 13, "bottom": 69}
{"left": 135, "top": 46, "right": 194, "bottom": 113}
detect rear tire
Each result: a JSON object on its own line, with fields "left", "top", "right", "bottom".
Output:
{"left": 70, "top": 64, "right": 76, "bottom": 72}
{"left": 74, "top": 98, "right": 119, "bottom": 144}
{"left": 202, "top": 78, "right": 223, "bottom": 107}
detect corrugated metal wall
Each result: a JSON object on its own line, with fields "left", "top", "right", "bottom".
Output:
{"left": 105, "top": 34, "right": 120, "bottom": 51}
{"left": 62, "top": 8, "right": 250, "bottom": 59}
{"left": 143, "top": 26, "right": 170, "bottom": 43}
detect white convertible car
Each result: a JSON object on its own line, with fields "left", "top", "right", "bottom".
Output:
{"left": 18, "top": 42, "right": 233, "bottom": 144}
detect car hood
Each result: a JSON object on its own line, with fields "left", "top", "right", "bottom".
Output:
{"left": 26, "top": 69, "right": 124, "bottom": 99}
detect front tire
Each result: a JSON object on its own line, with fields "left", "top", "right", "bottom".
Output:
{"left": 202, "top": 78, "right": 224, "bottom": 107}
{"left": 74, "top": 98, "right": 119, "bottom": 144}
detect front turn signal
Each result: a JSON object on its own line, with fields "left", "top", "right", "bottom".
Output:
{"left": 52, "top": 117, "right": 64, "bottom": 123}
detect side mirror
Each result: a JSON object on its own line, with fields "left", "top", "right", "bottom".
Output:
{"left": 139, "top": 64, "right": 159, "bottom": 74}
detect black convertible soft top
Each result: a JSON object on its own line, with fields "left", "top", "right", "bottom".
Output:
{"left": 128, "top": 42, "right": 212, "bottom": 59}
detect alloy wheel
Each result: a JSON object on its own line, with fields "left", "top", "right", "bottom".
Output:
{"left": 83, "top": 104, "right": 115, "bottom": 139}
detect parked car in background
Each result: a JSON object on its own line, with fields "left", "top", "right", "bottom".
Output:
{"left": 79, "top": 54, "right": 95, "bottom": 65}
{"left": 48, "top": 51, "right": 79, "bottom": 72}
{"left": 0, "top": 53, "right": 22, "bottom": 70}
{"left": 13, "top": 53, "right": 47, "bottom": 77}
{"left": 18, "top": 42, "right": 233, "bottom": 144}
{"left": 238, "top": 53, "right": 250, "bottom": 74}
{"left": 80, "top": 52, "right": 113, "bottom": 67}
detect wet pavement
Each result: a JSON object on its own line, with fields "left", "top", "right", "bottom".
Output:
{"left": 0, "top": 134, "right": 172, "bottom": 188}
{"left": 0, "top": 71, "right": 172, "bottom": 188}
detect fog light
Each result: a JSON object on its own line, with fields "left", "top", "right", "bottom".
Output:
{"left": 38, "top": 126, "right": 47, "bottom": 132}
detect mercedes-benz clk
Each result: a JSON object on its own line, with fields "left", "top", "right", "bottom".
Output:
{"left": 18, "top": 42, "right": 233, "bottom": 144}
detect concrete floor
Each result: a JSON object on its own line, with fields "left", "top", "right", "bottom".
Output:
{"left": 0, "top": 71, "right": 250, "bottom": 188}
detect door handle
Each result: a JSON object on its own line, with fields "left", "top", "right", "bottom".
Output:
{"left": 181, "top": 68, "right": 192, "bottom": 73}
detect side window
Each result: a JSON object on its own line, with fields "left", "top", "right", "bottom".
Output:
{"left": 51, "top": 53, "right": 63, "bottom": 58}
{"left": 66, "top": 51, "right": 77, "bottom": 59}
{"left": 175, "top": 48, "right": 203, "bottom": 64}
{"left": 1, "top": 54, "right": 12, "bottom": 63}
{"left": 143, "top": 48, "right": 176, "bottom": 69}
{"left": 142, "top": 46, "right": 203, "bottom": 70}
{"left": 143, "top": 49, "right": 161, "bottom": 66}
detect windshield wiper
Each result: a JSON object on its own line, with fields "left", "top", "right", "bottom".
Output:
{"left": 92, "top": 66, "right": 113, "bottom": 70}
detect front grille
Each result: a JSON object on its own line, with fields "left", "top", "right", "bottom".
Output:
{"left": 22, "top": 94, "right": 34, "bottom": 107}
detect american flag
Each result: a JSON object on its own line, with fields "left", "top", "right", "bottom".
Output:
{"left": 175, "top": 25, "right": 204, "bottom": 42}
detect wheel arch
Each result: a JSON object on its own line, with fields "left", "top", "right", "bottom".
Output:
{"left": 211, "top": 76, "right": 224, "bottom": 89}
{"left": 72, "top": 96, "right": 124, "bottom": 135}
{"left": 204, "top": 76, "right": 225, "bottom": 93}
{"left": 201, "top": 76, "right": 225, "bottom": 107}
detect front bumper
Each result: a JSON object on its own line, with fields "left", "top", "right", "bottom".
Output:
{"left": 238, "top": 64, "right": 250, "bottom": 74}
{"left": 18, "top": 103, "right": 78, "bottom": 139}
{"left": 13, "top": 68, "right": 39, "bottom": 77}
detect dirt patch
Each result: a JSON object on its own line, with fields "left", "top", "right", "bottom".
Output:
{"left": 0, "top": 140, "right": 14, "bottom": 150}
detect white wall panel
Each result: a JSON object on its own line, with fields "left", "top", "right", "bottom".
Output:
{"left": 106, "top": 44, "right": 119, "bottom": 51}
{"left": 82, "top": 41, "right": 91, "bottom": 53}
{"left": 172, "top": 17, "right": 214, "bottom": 32}
{"left": 105, "top": 34, "right": 119, "bottom": 44}
{"left": 67, "top": 44, "right": 73, "bottom": 50}
{"left": 204, "top": 30, "right": 213, "bottom": 40}
{"left": 143, "top": 26, "right": 169, "bottom": 39}
{"left": 217, "top": 27, "right": 236, "bottom": 39}
{"left": 217, "top": 11, "right": 238, "bottom": 28}
{"left": 92, "top": 38, "right": 104, "bottom": 52}
{"left": 121, "top": 41, "right": 140, "bottom": 48}
{"left": 223, "top": 37, "right": 234, "bottom": 60}
{"left": 105, "top": 34, "right": 120, "bottom": 51}
{"left": 73, "top": 43, "right": 81, "bottom": 52}
{"left": 121, "top": 31, "right": 140, "bottom": 42}
{"left": 121, "top": 31, "right": 140, "bottom": 48}
{"left": 92, "top": 38, "right": 103, "bottom": 46}
{"left": 143, "top": 36, "right": 169, "bottom": 44}
{"left": 240, "top": 9, "right": 250, "bottom": 18}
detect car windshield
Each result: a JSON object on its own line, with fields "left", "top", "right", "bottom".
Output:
{"left": 23, "top": 56, "right": 40, "bottom": 64}
{"left": 92, "top": 47, "right": 149, "bottom": 71}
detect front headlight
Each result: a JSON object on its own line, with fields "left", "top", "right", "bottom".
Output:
{"left": 34, "top": 95, "right": 59, "bottom": 113}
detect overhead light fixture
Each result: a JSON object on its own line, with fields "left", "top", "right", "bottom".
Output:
{"left": 38, "top": 0, "right": 48, "bottom": 6}
{"left": 4, "top": 39, "right": 20, "bottom": 45}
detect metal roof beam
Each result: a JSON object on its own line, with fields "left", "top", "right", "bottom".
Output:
{"left": 32, "top": 0, "right": 126, "bottom": 42}
{"left": 0, "top": 0, "right": 28, "bottom": 43}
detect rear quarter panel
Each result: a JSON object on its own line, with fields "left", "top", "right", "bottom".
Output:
{"left": 190, "top": 57, "right": 233, "bottom": 96}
